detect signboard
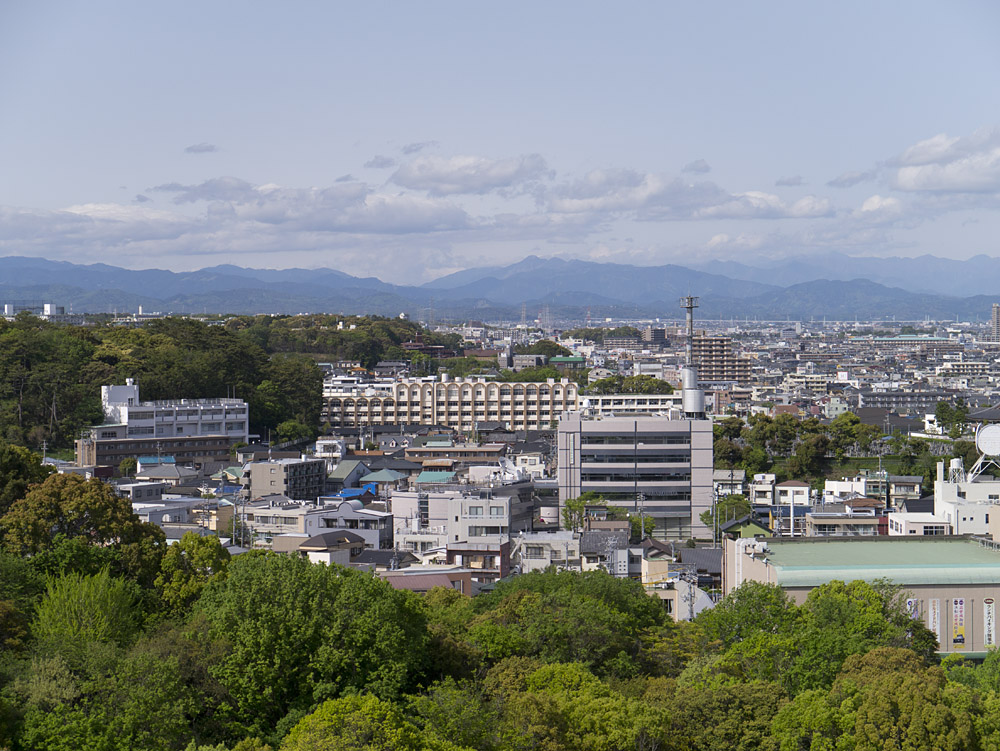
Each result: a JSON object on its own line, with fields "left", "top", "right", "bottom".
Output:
{"left": 906, "top": 598, "right": 919, "bottom": 618}
{"left": 953, "top": 598, "right": 967, "bottom": 649}
{"left": 986, "top": 598, "right": 996, "bottom": 647}
{"left": 929, "top": 599, "right": 941, "bottom": 642}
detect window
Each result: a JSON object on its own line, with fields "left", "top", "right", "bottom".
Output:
{"left": 468, "top": 506, "right": 483, "bottom": 516}
{"left": 490, "top": 506, "right": 503, "bottom": 516}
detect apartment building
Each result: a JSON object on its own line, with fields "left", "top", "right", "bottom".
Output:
{"left": 246, "top": 496, "right": 392, "bottom": 549}
{"left": 242, "top": 458, "right": 327, "bottom": 501}
{"left": 391, "top": 483, "right": 535, "bottom": 553}
{"left": 323, "top": 376, "right": 579, "bottom": 431}
{"left": 692, "top": 336, "right": 751, "bottom": 383}
{"left": 557, "top": 413, "right": 713, "bottom": 540}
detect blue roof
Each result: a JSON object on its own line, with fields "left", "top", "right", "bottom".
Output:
{"left": 138, "top": 456, "right": 176, "bottom": 465}
{"left": 332, "top": 483, "right": 378, "bottom": 498}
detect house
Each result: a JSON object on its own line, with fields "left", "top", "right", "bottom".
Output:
{"left": 775, "top": 480, "right": 811, "bottom": 506}
{"left": 327, "top": 459, "right": 370, "bottom": 492}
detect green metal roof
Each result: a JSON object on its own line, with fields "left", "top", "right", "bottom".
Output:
{"left": 415, "top": 471, "right": 457, "bottom": 483}
{"left": 763, "top": 538, "right": 1000, "bottom": 587}
{"left": 359, "top": 469, "right": 406, "bottom": 483}
{"left": 329, "top": 459, "right": 366, "bottom": 479}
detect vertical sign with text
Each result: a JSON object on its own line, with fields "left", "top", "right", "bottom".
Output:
{"left": 986, "top": 598, "right": 996, "bottom": 647}
{"left": 953, "top": 598, "right": 967, "bottom": 650}
{"left": 929, "top": 599, "right": 941, "bottom": 643}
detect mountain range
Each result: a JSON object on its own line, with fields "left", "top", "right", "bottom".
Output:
{"left": 0, "top": 254, "right": 995, "bottom": 321}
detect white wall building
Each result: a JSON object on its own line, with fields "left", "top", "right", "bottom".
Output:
{"left": 101, "top": 379, "right": 249, "bottom": 443}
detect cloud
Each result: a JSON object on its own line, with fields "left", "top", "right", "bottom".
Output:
{"left": 890, "top": 129, "right": 1000, "bottom": 193}
{"left": 775, "top": 175, "right": 804, "bottom": 187}
{"left": 364, "top": 155, "right": 397, "bottom": 169}
{"left": 549, "top": 170, "right": 832, "bottom": 220}
{"left": 391, "top": 153, "right": 551, "bottom": 195}
{"left": 184, "top": 143, "right": 218, "bottom": 154}
{"left": 682, "top": 159, "right": 711, "bottom": 174}
{"left": 826, "top": 170, "right": 876, "bottom": 188}
{"left": 335, "top": 174, "right": 355, "bottom": 182}
{"left": 691, "top": 191, "right": 832, "bottom": 220}
{"left": 134, "top": 194, "right": 151, "bottom": 203}
{"left": 151, "top": 176, "right": 259, "bottom": 204}
{"left": 401, "top": 140, "right": 437, "bottom": 155}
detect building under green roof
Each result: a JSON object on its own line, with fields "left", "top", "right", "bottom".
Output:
{"left": 757, "top": 537, "right": 1000, "bottom": 588}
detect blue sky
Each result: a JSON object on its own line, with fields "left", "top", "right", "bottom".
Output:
{"left": 3, "top": 1, "right": 1000, "bottom": 282}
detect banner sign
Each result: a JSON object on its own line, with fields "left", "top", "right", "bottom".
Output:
{"left": 986, "top": 598, "right": 996, "bottom": 647}
{"left": 953, "top": 598, "right": 966, "bottom": 649}
{"left": 905, "top": 598, "right": 919, "bottom": 618}
{"left": 929, "top": 599, "right": 941, "bottom": 642}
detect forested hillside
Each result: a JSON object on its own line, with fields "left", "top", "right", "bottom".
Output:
{"left": 0, "top": 314, "right": 459, "bottom": 449}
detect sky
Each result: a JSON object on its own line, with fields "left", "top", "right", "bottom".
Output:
{"left": 3, "top": 1, "right": 1000, "bottom": 283}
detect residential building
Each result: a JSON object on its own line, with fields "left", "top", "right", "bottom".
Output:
{"left": 749, "top": 473, "right": 777, "bottom": 505}
{"left": 775, "top": 480, "right": 811, "bottom": 507}
{"left": 557, "top": 412, "right": 713, "bottom": 540}
{"left": 246, "top": 496, "right": 392, "bottom": 549}
{"left": 391, "top": 483, "right": 535, "bottom": 554}
{"left": 691, "top": 335, "right": 752, "bottom": 383}
{"left": 322, "top": 376, "right": 579, "bottom": 431}
{"left": 242, "top": 458, "right": 327, "bottom": 501}
{"left": 713, "top": 469, "right": 746, "bottom": 498}
{"left": 510, "top": 531, "right": 581, "bottom": 573}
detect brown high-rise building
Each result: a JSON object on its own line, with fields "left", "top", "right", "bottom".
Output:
{"left": 691, "top": 335, "right": 751, "bottom": 383}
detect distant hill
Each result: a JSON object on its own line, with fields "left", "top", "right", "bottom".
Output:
{"left": 691, "top": 252, "right": 1000, "bottom": 298}
{"left": 0, "top": 254, "right": 995, "bottom": 320}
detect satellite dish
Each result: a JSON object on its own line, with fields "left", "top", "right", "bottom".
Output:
{"left": 976, "top": 424, "right": 1000, "bottom": 456}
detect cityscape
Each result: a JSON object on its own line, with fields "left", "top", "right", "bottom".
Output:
{"left": 4, "top": 2, "right": 1000, "bottom": 749}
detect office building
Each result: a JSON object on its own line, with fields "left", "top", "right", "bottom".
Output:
{"left": 557, "top": 413, "right": 713, "bottom": 540}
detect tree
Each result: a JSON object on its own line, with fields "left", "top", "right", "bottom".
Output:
{"left": 118, "top": 457, "right": 137, "bottom": 478}
{"left": 785, "top": 433, "right": 830, "bottom": 479}
{"left": 713, "top": 437, "right": 742, "bottom": 468}
{"left": 700, "top": 494, "right": 751, "bottom": 539}
{"left": 516, "top": 340, "right": 572, "bottom": 358}
{"left": 280, "top": 695, "right": 448, "bottom": 751}
{"left": 469, "top": 569, "right": 666, "bottom": 678}
{"left": 585, "top": 375, "right": 673, "bottom": 395}
{"left": 695, "top": 581, "right": 797, "bottom": 649}
{"left": 560, "top": 491, "right": 604, "bottom": 532}
{"left": 771, "top": 648, "right": 975, "bottom": 751}
{"left": 197, "top": 553, "right": 429, "bottom": 736}
{"left": 0, "top": 441, "right": 53, "bottom": 516}
{"left": 828, "top": 411, "right": 861, "bottom": 461}
{"left": 32, "top": 569, "right": 141, "bottom": 666}
{"left": 2, "top": 473, "right": 164, "bottom": 557}
{"left": 155, "top": 532, "right": 231, "bottom": 613}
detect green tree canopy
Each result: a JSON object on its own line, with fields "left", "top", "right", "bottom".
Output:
{"left": 196, "top": 553, "right": 429, "bottom": 736}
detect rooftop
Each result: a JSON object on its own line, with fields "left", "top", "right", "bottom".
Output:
{"left": 759, "top": 537, "right": 1000, "bottom": 587}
